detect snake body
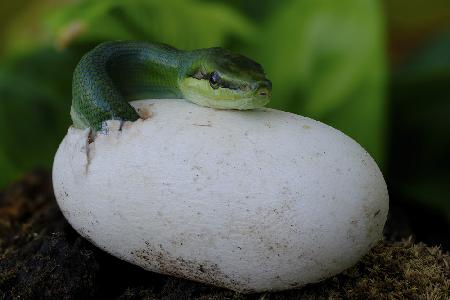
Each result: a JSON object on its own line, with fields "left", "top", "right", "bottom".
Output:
{"left": 71, "top": 41, "right": 272, "bottom": 131}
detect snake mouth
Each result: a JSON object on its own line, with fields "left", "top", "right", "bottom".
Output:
{"left": 179, "top": 77, "right": 271, "bottom": 110}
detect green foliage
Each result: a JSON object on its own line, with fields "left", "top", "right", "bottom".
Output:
{"left": 46, "top": 0, "right": 253, "bottom": 49}
{"left": 248, "top": 0, "right": 386, "bottom": 162}
{"left": 0, "top": 0, "right": 386, "bottom": 189}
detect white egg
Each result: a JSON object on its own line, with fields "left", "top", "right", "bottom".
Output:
{"left": 53, "top": 99, "right": 388, "bottom": 293}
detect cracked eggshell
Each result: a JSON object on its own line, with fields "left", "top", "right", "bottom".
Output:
{"left": 52, "top": 99, "right": 388, "bottom": 293}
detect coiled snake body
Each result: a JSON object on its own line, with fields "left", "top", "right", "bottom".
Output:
{"left": 71, "top": 41, "right": 272, "bottom": 131}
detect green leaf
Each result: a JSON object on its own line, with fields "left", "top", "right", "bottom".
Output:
{"left": 249, "top": 0, "right": 387, "bottom": 164}
{"left": 46, "top": 0, "right": 254, "bottom": 50}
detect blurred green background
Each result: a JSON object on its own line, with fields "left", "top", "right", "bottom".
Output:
{"left": 0, "top": 1, "right": 449, "bottom": 241}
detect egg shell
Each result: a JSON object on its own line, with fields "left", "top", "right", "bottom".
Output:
{"left": 52, "top": 99, "right": 388, "bottom": 293}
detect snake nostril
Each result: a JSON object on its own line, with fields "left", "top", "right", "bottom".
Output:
{"left": 256, "top": 80, "right": 272, "bottom": 97}
{"left": 257, "top": 87, "right": 270, "bottom": 97}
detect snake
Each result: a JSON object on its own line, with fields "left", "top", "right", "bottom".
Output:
{"left": 71, "top": 41, "right": 272, "bottom": 131}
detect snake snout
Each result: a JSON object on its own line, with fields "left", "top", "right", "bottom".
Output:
{"left": 256, "top": 80, "right": 272, "bottom": 98}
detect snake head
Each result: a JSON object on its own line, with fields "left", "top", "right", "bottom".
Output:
{"left": 180, "top": 47, "right": 272, "bottom": 110}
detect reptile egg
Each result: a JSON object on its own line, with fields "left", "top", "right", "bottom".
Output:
{"left": 52, "top": 99, "right": 388, "bottom": 293}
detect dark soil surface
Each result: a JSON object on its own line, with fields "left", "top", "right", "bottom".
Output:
{"left": 0, "top": 171, "right": 449, "bottom": 299}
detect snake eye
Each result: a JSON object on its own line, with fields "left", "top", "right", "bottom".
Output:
{"left": 209, "top": 71, "right": 221, "bottom": 89}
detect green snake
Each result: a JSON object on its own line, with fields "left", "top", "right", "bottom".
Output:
{"left": 71, "top": 41, "right": 272, "bottom": 131}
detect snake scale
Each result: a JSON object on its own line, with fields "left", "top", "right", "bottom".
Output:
{"left": 71, "top": 41, "right": 272, "bottom": 131}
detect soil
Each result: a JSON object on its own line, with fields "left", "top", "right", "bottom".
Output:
{"left": 0, "top": 171, "right": 449, "bottom": 299}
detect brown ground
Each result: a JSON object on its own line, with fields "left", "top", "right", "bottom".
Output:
{"left": 0, "top": 171, "right": 449, "bottom": 299}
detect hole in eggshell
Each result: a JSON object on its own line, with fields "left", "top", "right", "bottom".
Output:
{"left": 88, "top": 130, "right": 95, "bottom": 144}
{"left": 85, "top": 104, "right": 153, "bottom": 145}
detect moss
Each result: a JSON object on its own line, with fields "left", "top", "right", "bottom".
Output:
{"left": 275, "top": 239, "right": 449, "bottom": 300}
{"left": 0, "top": 171, "right": 449, "bottom": 299}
